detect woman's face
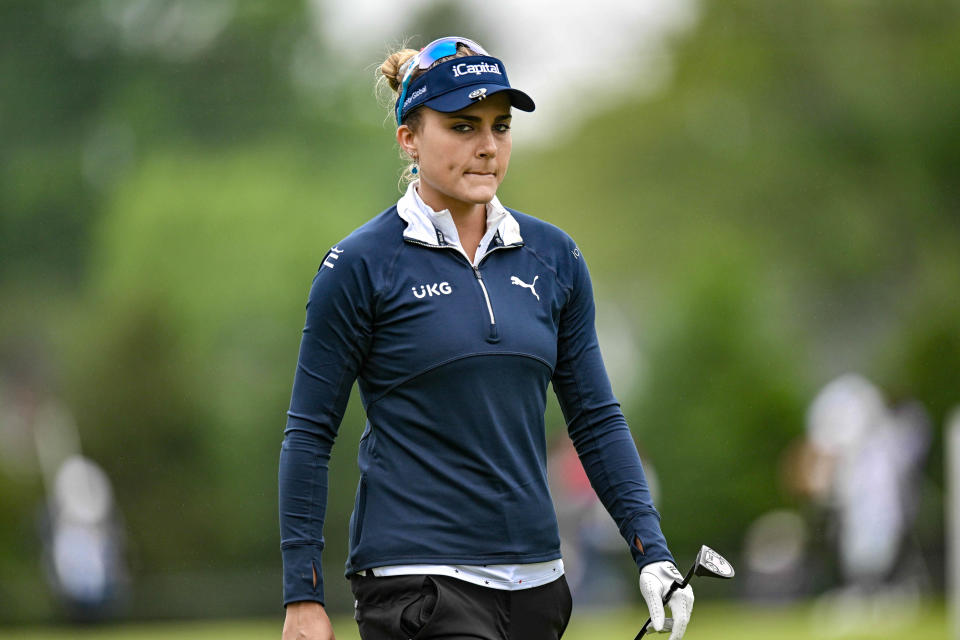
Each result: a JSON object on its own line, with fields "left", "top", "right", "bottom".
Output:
{"left": 398, "top": 93, "right": 513, "bottom": 212}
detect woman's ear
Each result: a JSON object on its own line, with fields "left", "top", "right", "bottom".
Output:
{"left": 396, "top": 124, "right": 417, "bottom": 159}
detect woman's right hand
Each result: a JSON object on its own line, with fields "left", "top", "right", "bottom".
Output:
{"left": 282, "top": 601, "right": 335, "bottom": 640}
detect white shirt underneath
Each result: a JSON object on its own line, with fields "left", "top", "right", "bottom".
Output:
{"left": 409, "top": 181, "right": 508, "bottom": 267}
{"left": 357, "top": 558, "right": 565, "bottom": 591}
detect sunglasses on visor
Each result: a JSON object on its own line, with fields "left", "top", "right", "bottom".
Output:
{"left": 395, "top": 36, "right": 489, "bottom": 124}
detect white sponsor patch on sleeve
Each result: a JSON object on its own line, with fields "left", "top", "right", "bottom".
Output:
{"left": 322, "top": 245, "right": 344, "bottom": 269}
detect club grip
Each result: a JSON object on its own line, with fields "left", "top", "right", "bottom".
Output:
{"left": 634, "top": 617, "right": 674, "bottom": 639}
{"left": 634, "top": 580, "right": 682, "bottom": 640}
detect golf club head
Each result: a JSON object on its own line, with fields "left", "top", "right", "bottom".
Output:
{"left": 692, "top": 545, "right": 735, "bottom": 579}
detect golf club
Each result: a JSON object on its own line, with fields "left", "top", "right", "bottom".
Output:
{"left": 634, "top": 544, "right": 735, "bottom": 639}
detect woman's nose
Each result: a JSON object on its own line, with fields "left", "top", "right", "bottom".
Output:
{"left": 477, "top": 130, "right": 497, "bottom": 157}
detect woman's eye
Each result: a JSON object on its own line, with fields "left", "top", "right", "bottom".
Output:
{"left": 451, "top": 123, "right": 510, "bottom": 133}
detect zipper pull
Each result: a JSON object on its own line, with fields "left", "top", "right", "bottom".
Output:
{"left": 472, "top": 265, "right": 499, "bottom": 342}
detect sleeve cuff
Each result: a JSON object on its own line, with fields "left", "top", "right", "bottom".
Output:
{"left": 620, "top": 510, "right": 675, "bottom": 572}
{"left": 282, "top": 544, "right": 325, "bottom": 606}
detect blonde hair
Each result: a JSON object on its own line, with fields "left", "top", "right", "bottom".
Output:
{"left": 376, "top": 41, "right": 483, "bottom": 185}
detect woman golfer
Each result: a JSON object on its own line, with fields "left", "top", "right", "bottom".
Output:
{"left": 279, "top": 37, "right": 694, "bottom": 640}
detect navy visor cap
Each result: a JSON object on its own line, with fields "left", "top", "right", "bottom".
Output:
{"left": 396, "top": 55, "right": 535, "bottom": 124}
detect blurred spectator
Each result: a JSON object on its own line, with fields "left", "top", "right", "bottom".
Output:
{"left": 40, "top": 454, "right": 127, "bottom": 621}
{"left": 767, "top": 374, "right": 933, "bottom": 632}
{"left": 1, "top": 351, "right": 127, "bottom": 621}
{"left": 741, "top": 509, "right": 809, "bottom": 601}
{"left": 800, "top": 374, "right": 931, "bottom": 588}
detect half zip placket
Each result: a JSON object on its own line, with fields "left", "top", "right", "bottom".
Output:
{"left": 472, "top": 265, "right": 496, "bottom": 340}
{"left": 402, "top": 238, "right": 518, "bottom": 342}
{"left": 396, "top": 181, "right": 523, "bottom": 344}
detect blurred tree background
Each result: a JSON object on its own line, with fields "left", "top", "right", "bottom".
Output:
{"left": 0, "top": 0, "right": 957, "bottom": 624}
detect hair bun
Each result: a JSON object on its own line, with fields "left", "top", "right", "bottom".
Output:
{"left": 380, "top": 49, "right": 418, "bottom": 93}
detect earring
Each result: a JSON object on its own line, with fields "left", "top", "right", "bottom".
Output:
{"left": 411, "top": 156, "right": 419, "bottom": 175}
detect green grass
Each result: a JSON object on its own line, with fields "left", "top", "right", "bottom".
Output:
{"left": 3, "top": 601, "right": 949, "bottom": 639}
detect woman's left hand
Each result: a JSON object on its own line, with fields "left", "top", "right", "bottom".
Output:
{"left": 639, "top": 561, "right": 694, "bottom": 640}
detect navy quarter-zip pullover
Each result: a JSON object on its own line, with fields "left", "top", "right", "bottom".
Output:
{"left": 279, "top": 188, "right": 674, "bottom": 605}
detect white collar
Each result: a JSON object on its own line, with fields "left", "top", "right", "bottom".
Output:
{"left": 396, "top": 180, "right": 523, "bottom": 248}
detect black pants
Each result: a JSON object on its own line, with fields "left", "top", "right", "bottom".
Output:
{"left": 349, "top": 573, "right": 573, "bottom": 640}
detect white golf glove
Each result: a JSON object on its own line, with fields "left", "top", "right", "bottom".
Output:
{"left": 639, "top": 561, "right": 694, "bottom": 640}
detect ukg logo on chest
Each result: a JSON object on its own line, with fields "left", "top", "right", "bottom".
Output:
{"left": 411, "top": 282, "right": 453, "bottom": 299}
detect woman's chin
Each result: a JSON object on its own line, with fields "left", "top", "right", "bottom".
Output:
{"left": 459, "top": 184, "right": 498, "bottom": 204}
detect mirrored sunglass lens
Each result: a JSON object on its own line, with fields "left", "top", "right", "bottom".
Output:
{"left": 417, "top": 37, "right": 487, "bottom": 69}
{"left": 418, "top": 41, "right": 458, "bottom": 68}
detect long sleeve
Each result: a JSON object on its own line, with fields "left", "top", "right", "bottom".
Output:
{"left": 551, "top": 245, "right": 675, "bottom": 572}
{"left": 278, "top": 243, "right": 374, "bottom": 606}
